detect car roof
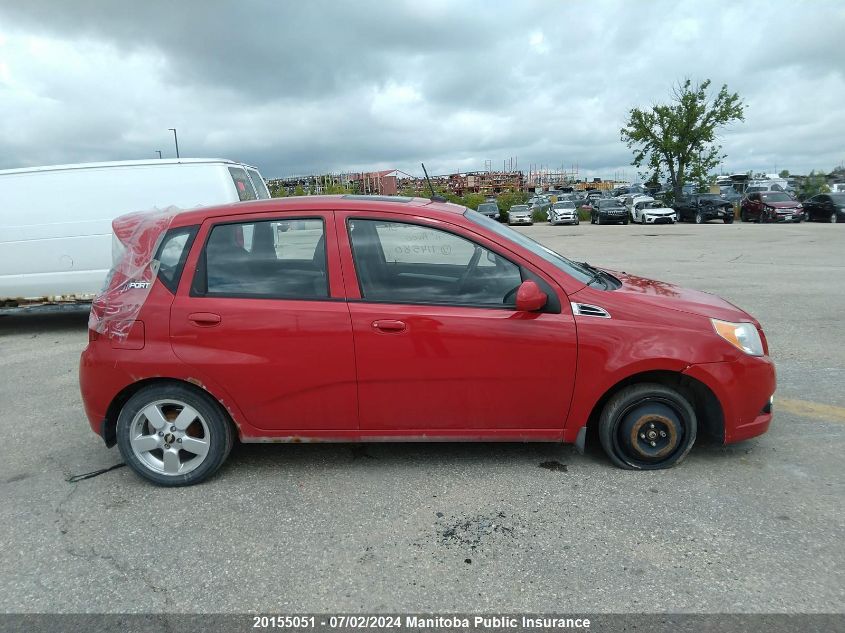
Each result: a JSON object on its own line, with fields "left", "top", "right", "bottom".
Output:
{"left": 166, "top": 195, "right": 465, "bottom": 228}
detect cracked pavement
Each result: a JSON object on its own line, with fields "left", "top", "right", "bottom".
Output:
{"left": 0, "top": 221, "right": 843, "bottom": 613}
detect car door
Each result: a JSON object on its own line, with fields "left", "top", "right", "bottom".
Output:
{"left": 170, "top": 211, "right": 358, "bottom": 432}
{"left": 336, "top": 211, "right": 577, "bottom": 435}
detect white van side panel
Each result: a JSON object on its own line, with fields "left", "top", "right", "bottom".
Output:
{"left": 0, "top": 162, "right": 243, "bottom": 301}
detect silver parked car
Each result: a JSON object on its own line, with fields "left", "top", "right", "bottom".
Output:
{"left": 548, "top": 201, "right": 579, "bottom": 225}
{"left": 476, "top": 201, "right": 500, "bottom": 221}
{"left": 507, "top": 204, "right": 533, "bottom": 225}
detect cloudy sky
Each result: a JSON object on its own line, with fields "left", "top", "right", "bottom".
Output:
{"left": 0, "top": 1, "right": 843, "bottom": 180}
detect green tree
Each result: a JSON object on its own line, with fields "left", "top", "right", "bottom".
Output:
{"left": 461, "top": 193, "right": 485, "bottom": 210}
{"left": 270, "top": 183, "right": 287, "bottom": 198}
{"left": 798, "top": 170, "right": 830, "bottom": 200}
{"left": 293, "top": 184, "right": 306, "bottom": 197}
{"left": 621, "top": 79, "right": 745, "bottom": 201}
{"left": 779, "top": 169, "right": 790, "bottom": 178}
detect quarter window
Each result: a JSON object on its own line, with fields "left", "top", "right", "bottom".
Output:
{"left": 228, "top": 167, "right": 258, "bottom": 201}
{"left": 194, "top": 218, "right": 327, "bottom": 299}
{"left": 348, "top": 219, "right": 522, "bottom": 307}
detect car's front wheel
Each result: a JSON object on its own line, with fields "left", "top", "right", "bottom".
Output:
{"left": 116, "top": 383, "right": 235, "bottom": 486}
{"left": 598, "top": 383, "right": 697, "bottom": 470}
{"left": 695, "top": 211, "right": 704, "bottom": 224}
{"left": 831, "top": 213, "right": 838, "bottom": 224}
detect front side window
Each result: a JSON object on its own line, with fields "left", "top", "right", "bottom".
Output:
{"left": 228, "top": 166, "right": 258, "bottom": 201}
{"left": 348, "top": 219, "right": 522, "bottom": 307}
{"left": 194, "top": 218, "right": 327, "bottom": 299}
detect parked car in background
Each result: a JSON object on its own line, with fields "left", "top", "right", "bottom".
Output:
{"left": 80, "top": 195, "right": 776, "bottom": 485}
{"left": 548, "top": 201, "right": 579, "bottom": 225}
{"left": 740, "top": 192, "right": 803, "bottom": 223}
{"left": 476, "top": 201, "right": 500, "bottom": 221}
{"left": 0, "top": 158, "right": 270, "bottom": 306}
{"left": 798, "top": 193, "right": 844, "bottom": 223}
{"left": 508, "top": 204, "right": 533, "bottom": 225}
{"left": 632, "top": 200, "right": 676, "bottom": 224}
{"left": 527, "top": 196, "right": 551, "bottom": 213}
{"left": 624, "top": 194, "right": 654, "bottom": 214}
{"left": 719, "top": 186, "right": 742, "bottom": 205}
{"left": 675, "top": 194, "right": 734, "bottom": 224}
{"left": 591, "top": 199, "right": 629, "bottom": 225}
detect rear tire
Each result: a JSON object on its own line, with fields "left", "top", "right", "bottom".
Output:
{"left": 831, "top": 213, "right": 838, "bottom": 224}
{"left": 724, "top": 215, "right": 734, "bottom": 224}
{"left": 598, "top": 383, "right": 697, "bottom": 470}
{"left": 116, "top": 383, "right": 234, "bottom": 486}
{"left": 695, "top": 211, "right": 704, "bottom": 224}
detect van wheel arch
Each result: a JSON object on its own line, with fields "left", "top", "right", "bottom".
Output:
{"left": 103, "top": 378, "right": 240, "bottom": 447}
{"left": 582, "top": 370, "right": 724, "bottom": 448}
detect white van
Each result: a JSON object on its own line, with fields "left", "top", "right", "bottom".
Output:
{"left": 0, "top": 158, "right": 270, "bottom": 304}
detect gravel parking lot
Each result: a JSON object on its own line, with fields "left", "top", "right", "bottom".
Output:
{"left": 1, "top": 221, "right": 843, "bottom": 613}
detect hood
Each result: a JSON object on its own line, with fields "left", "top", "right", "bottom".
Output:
{"left": 765, "top": 201, "right": 801, "bottom": 209}
{"left": 600, "top": 270, "right": 756, "bottom": 324}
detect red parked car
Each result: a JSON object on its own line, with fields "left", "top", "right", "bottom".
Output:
{"left": 80, "top": 196, "right": 776, "bottom": 485}
{"left": 740, "top": 191, "right": 803, "bottom": 223}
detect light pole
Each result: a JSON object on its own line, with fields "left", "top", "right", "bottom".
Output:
{"left": 156, "top": 150, "right": 162, "bottom": 159}
{"left": 168, "top": 128, "right": 180, "bottom": 158}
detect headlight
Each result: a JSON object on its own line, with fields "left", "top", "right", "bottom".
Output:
{"left": 711, "top": 319, "right": 764, "bottom": 356}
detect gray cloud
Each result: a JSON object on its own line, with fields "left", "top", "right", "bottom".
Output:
{"left": 0, "top": 0, "right": 843, "bottom": 179}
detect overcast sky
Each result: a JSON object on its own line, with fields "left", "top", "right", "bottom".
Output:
{"left": 1, "top": 1, "right": 843, "bottom": 180}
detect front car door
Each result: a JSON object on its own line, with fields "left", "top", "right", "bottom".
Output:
{"left": 170, "top": 210, "right": 358, "bottom": 433}
{"left": 336, "top": 211, "right": 577, "bottom": 438}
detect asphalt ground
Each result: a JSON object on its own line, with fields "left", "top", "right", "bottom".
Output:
{"left": 0, "top": 220, "right": 843, "bottom": 613}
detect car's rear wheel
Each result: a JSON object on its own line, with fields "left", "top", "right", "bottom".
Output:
{"left": 116, "top": 383, "right": 234, "bottom": 486}
{"left": 598, "top": 383, "right": 697, "bottom": 470}
{"left": 724, "top": 215, "right": 734, "bottom": 224}
{"left": 831, "top": 213, "right": 838, "bottom": 224}
{"left": 695, "top": 211, "right": 704, "bottom": 224}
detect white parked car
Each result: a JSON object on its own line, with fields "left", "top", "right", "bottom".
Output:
{"left": 625, "top": 194, "right": 655, "bottom": 212}
{"left": 507, "top": 204, "right": 533, "bottom": 225}
{"left": 632, "top": 200, "right": 676, "bottom": 224}
{"left": 548, "top": 201, "right": 579, "bottom": 225}
{"left": 0, "top": 158, "right": 269, "bottom": 305}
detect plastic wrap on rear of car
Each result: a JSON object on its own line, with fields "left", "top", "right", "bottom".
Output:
{"left": 89, "top": 206, "right": 181, "bottom": 340}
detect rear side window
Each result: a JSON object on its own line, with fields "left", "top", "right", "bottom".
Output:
{"left": 193, "top": 218, "right": 327, "bottom": 299}
{"left": 228, "top": 167, "right": 257, "bottom": 201}
{"left": 154, "top": 226, "right": 197, "bottom": 293}
{"left": 247, "top": 169, "right": 270, "bottom": 199}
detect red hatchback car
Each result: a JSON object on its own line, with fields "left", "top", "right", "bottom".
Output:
{"left": 80, "top": 196, "right": 776, "bottom": 485}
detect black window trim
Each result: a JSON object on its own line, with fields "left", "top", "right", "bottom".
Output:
{"left": 190, "top": 216, "right": 332, "bottom": 302}
{"left": 345, "top": 216, "right": 561, "bottom": 314}
{"left": 155, "top": 225, "right": 198, "bottom": 294}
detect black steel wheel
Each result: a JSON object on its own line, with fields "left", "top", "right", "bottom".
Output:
{"left": 598, "top": 383, "right": 697, "bottom": 470}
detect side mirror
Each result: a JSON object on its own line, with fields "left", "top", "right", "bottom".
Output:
{"left": 515, "top": 280, "right": 547, "bottom": 312}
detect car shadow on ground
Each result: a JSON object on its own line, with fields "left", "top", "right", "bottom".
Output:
{"left": 0, "top": 306, "right": 89, "bottom": 336}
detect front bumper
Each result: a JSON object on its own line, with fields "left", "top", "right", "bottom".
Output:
{"left": 682, "top": 354, "right": 776, "bottom": 444}
{"left": 643, "top": 214, "right": 675, "bottom": 224}
{"left": 509, "top": 216, "right": 532, "bottom": 224}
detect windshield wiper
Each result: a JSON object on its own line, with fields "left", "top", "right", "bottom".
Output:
{"left": 580, "top": 262, "right": 607, "bottom": 287}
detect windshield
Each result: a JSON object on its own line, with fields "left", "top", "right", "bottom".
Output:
{"left": 760, "top": 192, "right": 791, "bottom": 203}
{"left": 553, "top": 202, "right": 575, "bottom": 209}
{"left": 698, "top": 194, "right": 722, "bottom": 201}
{"left": 510, "top": 205, "right": 529, "bottom": 212}
{"left": 465, "top": 209, "right": 592, "bottom": 283}
{"left": 598, "top": 199, "right": 619, "bottom": 208}
{"left": 477, "top": 203, "right": 498, "bottom": 212}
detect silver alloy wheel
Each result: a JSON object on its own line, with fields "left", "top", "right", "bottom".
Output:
{"left": 832, "top": 213, "right": 838, "bottom": 224}
{"left": 129, "top": 399, "right": 211, "bottom": 476}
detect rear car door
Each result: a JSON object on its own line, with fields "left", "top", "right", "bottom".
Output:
{"left": 336, "top": 211, "right": 577, "bottom": 435}
{"left": 170, "top": 211, "right": 357, "bottom": 432}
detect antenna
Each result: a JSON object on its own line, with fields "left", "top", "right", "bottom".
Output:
{"left": 421, "top": 163, "right": 446, "bottom": 202}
